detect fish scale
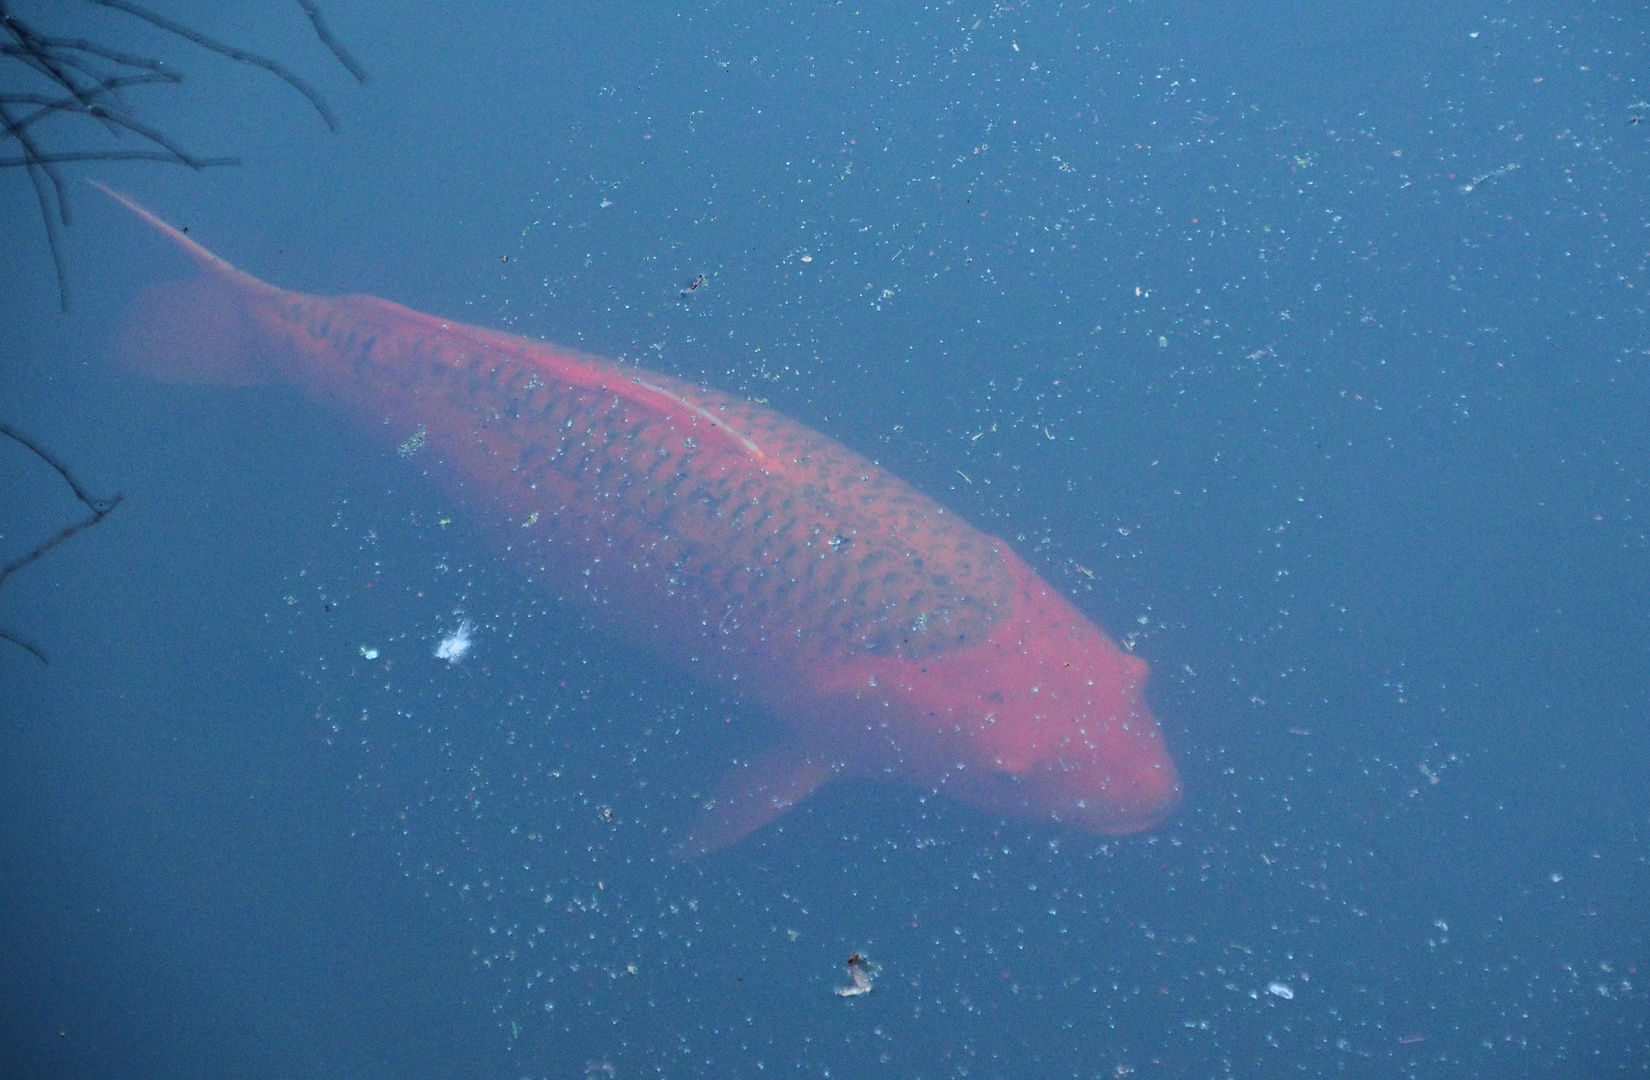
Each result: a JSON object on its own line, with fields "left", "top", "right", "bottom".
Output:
{"left": 363, "top": 309, "right": 1014, "bottom": 664}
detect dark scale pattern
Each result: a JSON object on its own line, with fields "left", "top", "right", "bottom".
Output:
{"left": 270, "top": 291, "right": 1016, "bottom": 665}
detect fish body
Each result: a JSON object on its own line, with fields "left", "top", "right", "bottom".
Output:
{"left": 100, "top": 184, "right": 1181, "bottom": 851}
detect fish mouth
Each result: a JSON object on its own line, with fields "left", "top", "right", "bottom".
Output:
{"left": 980, "top": 750, "right": 1184, "bottom": 835}
{"left": 1068, "top": 773, "right": 1183, "bottom": 834}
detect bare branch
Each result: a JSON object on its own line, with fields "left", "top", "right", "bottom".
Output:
{"left": 12, "top": 34, "right": 168, "bottom": 72}
{"left": 0, "top": 100, "right": 70, "bottom": 307}
{"left": 0, "top": 629, "right": 48, "bottom": 665}
{"left": 2, "top": 1, "right": 364, "bottom": 306}
{"left": 0, "top": 149, "right": 237, "bottom": 167}
{"left": 0, "top": 423, "right": 125, "bottom": 664}
{"left": 87, "top": 0, "right": 341, "bottom": 131}
{"left": 296, "top": 0, "right": 367, "bottom": 84}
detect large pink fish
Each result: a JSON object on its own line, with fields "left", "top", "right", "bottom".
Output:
{"left": 100, "top": 183, "right": 1181, "bottom": 853}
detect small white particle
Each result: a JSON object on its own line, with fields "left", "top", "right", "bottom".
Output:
{"left": 435, "top": 618, "right": 475, "bottom": 663}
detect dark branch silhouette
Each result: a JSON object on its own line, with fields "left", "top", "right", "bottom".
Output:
{"left": 2, "top": 0, "right": 366, "bottom": 308}
{"left": 295, "top": 0, "right": 366, "bottom": 84}
{"left": 86, "top": 0, "right": 345, "bottom": 132}
{"left": 0, "top": 422, "right": 124, "bottom": 665}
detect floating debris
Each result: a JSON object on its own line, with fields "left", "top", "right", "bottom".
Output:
{"left": 1458, "top": 162, "right": 1519, "bottom": 194}
{"left": 397, "top": 425, "right": 427, "bottom": 457}
{"left": 836, "top": 953, "right": 875, "bottom": 997}
{"left": 435, "top": 618, "right": 474, "bottom": 663}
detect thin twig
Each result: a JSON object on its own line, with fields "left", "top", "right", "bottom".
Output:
{"left": 0, "top": 99, "right": 70, "bottom": 307}
{"left": 5, "top": 73, "right": 185, "bottom": 115}
{"left": 0, "top": 422, "right": 115, "bottom": 511}
{"left": 296, "top": 0, "right": 367, "bottom": 84}
{"left": 87, "top": 0, "right": 341, "bottom": 131}
{"left": 4, "top": 74, "right": 186, "bottom": 136}
{"left": 2, "top": 1, "right": 363, "bottom": 307}
{"left": 10, "top": 34, "right": 168, "bottom": 71}
{"left": 0, "top": 149, "right": 237, "bottom": 166}
{"left": 0, "top": 490, "right": 125, "bottom": 589}
{"left": 0, "top": 630, "right": 48, "bottom": 665}
{"left": 0, "top": 423, "right": 125, "bottom": 665}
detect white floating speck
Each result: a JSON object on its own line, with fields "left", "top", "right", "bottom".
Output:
{"left": 435, "top": 618, "right": 475, "bottom": 663}
{"left": 1267, "top": 982, "right": 1294, "bottom": 1000}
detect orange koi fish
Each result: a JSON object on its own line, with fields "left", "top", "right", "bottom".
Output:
{"left": 98, "top": 183, "right": 1180, "bottom": 853}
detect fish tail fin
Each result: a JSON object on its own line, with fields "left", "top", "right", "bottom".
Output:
{"left": 93, "top": 181, "right": 279, "bottom": 386}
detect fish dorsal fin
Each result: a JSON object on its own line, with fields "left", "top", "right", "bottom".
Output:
{"left": 345, "top": 294, "right": 771, "bottom": 465}
{"left": 97, "top": 183, "right": 286, "bottom": 384}
{"left": 92, "top": 181, "right": 276, "bottom": 298}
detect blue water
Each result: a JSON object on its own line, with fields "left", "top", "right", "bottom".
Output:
{"left": 3, "top": 2, "right": 1646, "bottom": 1076}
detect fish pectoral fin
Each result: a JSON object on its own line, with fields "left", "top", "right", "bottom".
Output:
{"left": 673, "top": 747, "right": 837, "bottom": 858}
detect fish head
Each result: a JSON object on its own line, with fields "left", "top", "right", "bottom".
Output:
{"left": 931, "top": 635, "right": 1183, "bottom": 836}
{"left": 849, "top": 560, "right": 1182, "bottom": 836}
